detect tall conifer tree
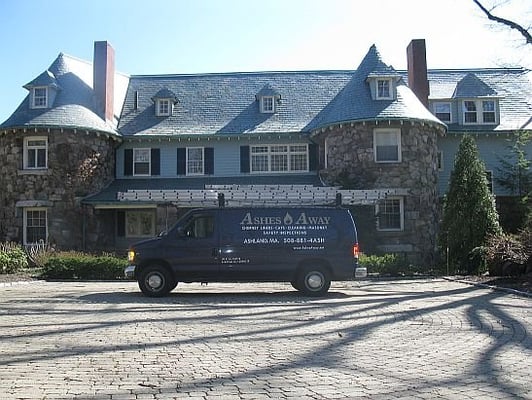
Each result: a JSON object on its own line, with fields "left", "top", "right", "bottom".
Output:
{"left": 440, "top": 135, "right": 502, "bottom": 272}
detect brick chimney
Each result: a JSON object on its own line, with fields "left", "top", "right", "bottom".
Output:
{"left": 406, "top": 39, "right": 429, "bottom": 108}
{"left": 93, "top": 41, "right": 115, "bottom": 122}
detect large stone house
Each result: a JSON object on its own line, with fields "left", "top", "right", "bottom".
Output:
{"left": 1, "top": 40, "right": 530, "bottom": 265}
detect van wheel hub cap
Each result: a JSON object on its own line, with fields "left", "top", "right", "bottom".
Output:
{"left": 307, "top": 273, "right": 323, "bottom": 289}
{"left": 147, "top": 274, "right": 163, "bottom": 289}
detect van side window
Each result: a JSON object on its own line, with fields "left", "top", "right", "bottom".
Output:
{"left": 183, "top": 216, "right": 214, "bottom": 239}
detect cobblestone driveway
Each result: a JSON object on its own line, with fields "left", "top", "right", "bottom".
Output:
{"left": 0, "top": 279, "right": 530, "bottom": 399}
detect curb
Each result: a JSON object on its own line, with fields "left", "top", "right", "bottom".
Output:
{"left": 443, "top": 276, "right": 532, "bottom": 298}
{"left": 0, "top": 279, "right": 46, "bottom": 288}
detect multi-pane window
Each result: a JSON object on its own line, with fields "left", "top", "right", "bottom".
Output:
{"left": 374, "top": 129, "right": 401, "bottom": 163}
{"left": 376, "top": 79, "right": 392, "bottom": 99}
{"left": 156, "top": 99, "right": 171, "bottom": 116}
{"left": 133, "top": 148, "right": 151, "bottom": 176}
{"left": 250, "top": 144, "right": 308, "bottom": 173}
{"left": 24, "top": 137, "right": 48, "bottom": 169}
{"left": 434, "top": 102, "right": 451, "bottom": 123}
{"left": 24, "top": 208, "right": 47, "bottom": 244}
{"left": 464, "top": 101, "right": 478, "bottom": 123}
{"left": 463, "top": 100, "right": 497, "bottom": 124}
{"left": 482, "top": 101, "right": 496, "bottom": 123}
{"left": 376, "top": 198, "right": 403, "bottom": 231}
{"left": 260, "top": 96, "right": 274, "bottom": 113}
{"left": 187, "top": 147, "right": 204, "bottom": 175}
{"left": 126, "top": 211, "right": 155, "bottom": 237}
{"left": 32, "top": 87, "right": 48, "bottom": 108}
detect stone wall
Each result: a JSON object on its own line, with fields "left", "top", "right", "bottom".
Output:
{"left": 0, "top": 128, "right": 117, "bottom": 249}
{"left": 314, "top": 120, "right": 443, "bottom": 265}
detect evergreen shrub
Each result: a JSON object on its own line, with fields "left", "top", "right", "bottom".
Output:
{"left": 42, "top": 252, "right": 128, "bottom": 280}
{"left": 0, "top": 242, "right": 29, "bottom": 274}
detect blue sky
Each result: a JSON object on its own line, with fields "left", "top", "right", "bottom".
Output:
{"left": 1, "top": 0, "right": 530, "bottom": 123}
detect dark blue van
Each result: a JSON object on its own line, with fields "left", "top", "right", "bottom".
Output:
{"left": 125, "top": 207, "right": 365, "bottom": 297}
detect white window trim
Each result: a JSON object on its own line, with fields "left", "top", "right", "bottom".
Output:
{"left": 249, "top": 144, "right": 309, "bottom": 174}
{"left": 155, "top": 99, "right": 172, "bottom": 116}
{"left": 462, "top": 99, "right": 498, "bottom": 125}
{"left": 186, "top": 147, "right": 205, "bottom": 176}
{"left": 125, "top": 210, "right": 156, "bottom": 238}
{"left": 376, "top": 78, "right": 393, "bottom": 100}
{"left": 376, "top": 197, "right": 404, "bottom": 232}
{"left": 433, "top": 101, "right": 452, "bottom": 123}
{"left": 31, "top": 87, "right": 48, "bottom": 109}
{"left": 23, "top": 136, "right": 48, "bottom": 170}
{"left": 23, "top": 207, "right": 48, "bottom": 245}
{"left": 373, "top": 128, "right": 402, "bottom": 163}
{"left": 133, "top": 148, "right": 151, "bottom": 176}
{"left": 260, "top": 96, "right": 275, "bottom": 113}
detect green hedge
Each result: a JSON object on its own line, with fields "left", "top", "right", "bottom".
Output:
{"left": 359, "top": 253, "right": 423, "bottom": 276}
{"left": 0, "top": 243, "right": 29, "bottom": 274}
{"left": 42, "top": 252, "right": 128, "bottom": 280}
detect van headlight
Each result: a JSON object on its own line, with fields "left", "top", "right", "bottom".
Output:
{"left": 127, "top": 250, "right": 136, "bottom": 263}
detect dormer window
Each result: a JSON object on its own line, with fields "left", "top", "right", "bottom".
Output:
{"left": 260, "top": 96, "right": 274, "bottom": 113}
{"left": 151, "top": 88, "right": 178, "bottom": 117}
{"left": 433, "top": 102, "right": 452, "bottom": 123}
{"left": 256, "top": 84, "right": 280, "bottom": 114}
{"left": 376, "top": 79, "right": 392, "bottom": 99}
{"left": 367, "top": 74, "right": 399, "bottom": 101}
{"left": 156, "top": 99, "right": 171, "bottom": 116}
{"left": 32, "top": 87, "right": 48, "bottom": 108}
{"left": 24, "top": 70, "right": 60, "bottom": 110}
{"left": 463, "top": 99, "right": 497, "bottom": 124}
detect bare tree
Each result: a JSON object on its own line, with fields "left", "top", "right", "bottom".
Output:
{"left": 473, "top": 0, "right": 532, "bottom": 45}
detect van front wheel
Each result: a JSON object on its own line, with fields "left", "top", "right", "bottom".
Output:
{"left": 138, "top": 265, "right": 174, "bottom": 297}
{"left": 297, "top": 266, "right": 331, "bottom": 296}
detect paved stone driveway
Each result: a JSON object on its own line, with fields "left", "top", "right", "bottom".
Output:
{"left": 0, "top": 279, "right": 530, "bottom": 399}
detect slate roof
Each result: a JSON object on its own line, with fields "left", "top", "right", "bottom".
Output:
{"left": 1, "top": 53, "right": 129, "bottom": 135}
{"left": 418, "top": 68, "right": 532, "bottom": 131}
{"left": 4, "top": 44, "right": 530, "bottom": 137}
{"left": 118, "top": 44, "right": 444, "bottom": 137}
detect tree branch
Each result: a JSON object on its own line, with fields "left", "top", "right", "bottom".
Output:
{"left": 473, "top": 0, "right": 532, "bottom": 45}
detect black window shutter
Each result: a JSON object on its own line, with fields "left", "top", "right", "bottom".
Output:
{"left": 177, "top": 148, "right": 186, "bottom": 175}
{"left": 240, "top": 146, "right": 250, "bottom": 173}
{"left": 151, "top": 148, "right": 160, "bottom": 176}
{"left": 124, "top": 149, "right": 133, "bottom": 176}
{"left": 16, "top": 137, "right": 24, "bottom": 169}
{"left": 117, "top": 211, "right": 125, "bottom": 237}
{"left": 308, "top": 143, "right": 318, "bottom": 171}
{"left": 205, "top": 148, "right": 214, "bottom": 175}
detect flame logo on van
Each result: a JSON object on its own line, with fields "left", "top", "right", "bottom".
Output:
{"left": 283, "top": 213, "right": 293, "bottom": 225}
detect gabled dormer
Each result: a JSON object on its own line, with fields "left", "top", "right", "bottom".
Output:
{"left": 364, "top": 45, "right": 401, "bottom": 101}
{"left": 23, "top": 70, "right": 61, "bottom": 109}
{"left": 452, "top": 73, "right": 500, "bottom": 125}
{"left": 151, "top": 88, "right": 178, "bottom": 117}
{"left": 256, "top": 84, "right": 281, "bottom": 113}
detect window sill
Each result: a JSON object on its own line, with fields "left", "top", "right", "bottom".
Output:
{"left": 18, "top": 169, "right": 50, "bottom": 176}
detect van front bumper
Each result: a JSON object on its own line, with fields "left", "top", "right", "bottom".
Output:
{"left": 124, "top": 265, "right": 136, "bottom": 279}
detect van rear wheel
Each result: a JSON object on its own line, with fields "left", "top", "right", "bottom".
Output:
{"left": 297, "top": 266, "right": 331, "bottom": 296}
{"left": 138, "top": 265, "right": 175, "bottom": 297}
